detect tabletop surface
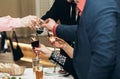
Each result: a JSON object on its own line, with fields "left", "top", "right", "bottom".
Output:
{"left": 10, "top": 67, "right": 74, "bottom": 79}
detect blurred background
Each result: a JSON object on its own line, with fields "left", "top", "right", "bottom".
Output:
{"left": 0, "top": 0, "right": 54, "bottom": 46}
{"left": 0, "top": 0, "right": 57, "bottom": 68}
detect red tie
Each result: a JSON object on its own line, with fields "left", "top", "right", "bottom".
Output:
{"left": 77, "top": 0, "right": 86, "bottom": 16}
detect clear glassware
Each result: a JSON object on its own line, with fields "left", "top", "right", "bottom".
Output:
{"left": 31, "top": 23, "right": 44, "bottom": 79}
{"left": 48, "top": 31, "right": 57, "bottom": 73}
{"left": 31, "top": 35, "right": 39, "bottom": 60}
{"left": 36, "top": 26, "right": 44, "bottom": 35}
{"left": 35, "top": 20, "right": 44, "bottom": 35}
{"left": 32, "top": 58, "right": 43, "bottom": 79}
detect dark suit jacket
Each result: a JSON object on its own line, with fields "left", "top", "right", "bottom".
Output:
{"left": 56, "top": 0, "right": 119, "bottom": 79}
{"left": 111, "top": 0, "right": 120, "bottom": 79}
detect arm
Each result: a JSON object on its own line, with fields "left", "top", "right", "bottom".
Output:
{"left": 41, "top": 0, "right": 59, "bottom": 21}
{"left": 49, "top": 37, "right": 74, "bottom": 58}
{"left": 34, "top": 43, "right": 77, "bottom": 78}
{"left": 49, "top": 51, "right": 78, "bottom": 78}
{"left": 88, "top": 8, "right": 117, "bottom": 78}
{"left": 41, "top": 18, "right": 77, "bottom": 42}
{"left": 0, "top": 15, "right": 39, "bottom": 32}
{"left": 56, "top": 24, "right": 77, "bottom": 41}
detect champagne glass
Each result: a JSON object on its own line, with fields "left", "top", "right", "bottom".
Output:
{"left": 48, "top": 31, "right": 57, "bottom": 73}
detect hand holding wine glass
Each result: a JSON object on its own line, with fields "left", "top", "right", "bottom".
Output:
{"left": 35, "top": 19, "right": 44, "bottom": 35}
{"left": 31, "top": 36, "right": 39, "bottom": 60}
{"left": 31, "top": 25, "right": 44, "bottom": 79}
{"left": 40, "top": 18, "right": 58, "bottom": 32}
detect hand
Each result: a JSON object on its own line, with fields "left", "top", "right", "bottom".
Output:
{"left": 21, "top": 15, "right": 40, "bottom": 28}
{"left": 41, "top": 18, "right": 58, "bottom": 31}
{"left": 33, "top": 44, "right": 52, "bottom": 58}
{"left": 49, "top": 37, "right": 67, "bottom": 49}
{"left": 31, "top": 19, "right": 44, "bottom": 30}
{"left": 49, "top": 37, "right": 74, "bottom": 58}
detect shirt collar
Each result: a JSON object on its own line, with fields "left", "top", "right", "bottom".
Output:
{"left": 77, "top": 0, "right": 86, "bottom": 16}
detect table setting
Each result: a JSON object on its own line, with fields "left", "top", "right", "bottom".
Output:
{"left": 0, "top": 66, "right": 73, "bottom": 79}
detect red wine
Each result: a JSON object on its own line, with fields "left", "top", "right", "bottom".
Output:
{"left": 31, "top": 40, "right": 39, "bottom": 47}
{"left": 36, "top": 28, "right": 43, "bottom": 34}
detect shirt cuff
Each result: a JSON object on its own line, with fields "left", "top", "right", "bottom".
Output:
{"left": 52, "top": 24, "right": 57, "bottom": 36}
{"left": 49, "top": 51, "right": 66, "bottom": 66}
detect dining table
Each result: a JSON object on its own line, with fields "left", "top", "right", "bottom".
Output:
{"left": 10, "top": 67, "right": 74, "bottom": 79}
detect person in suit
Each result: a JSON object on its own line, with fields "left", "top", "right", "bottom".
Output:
{"left": 36, "top": 0, "right": 120, "bottom": 79}
{"left": 41, "top": 0, "right": 78, "bottom": 75}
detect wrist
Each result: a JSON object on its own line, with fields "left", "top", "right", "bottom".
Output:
{"left": 52, "top": 23, "right": 58, "bottom": 36}
{"left": 46, "top": 50, "right": 53, "bottom": 58}
{"left": 49, "top": 51, "right": 66, "bottom": 65}
{"left": 48, "top": 51, "right": 56, "bottom": 60}
{"left": 61, "top": 43, "right": 69, "bottom": 50}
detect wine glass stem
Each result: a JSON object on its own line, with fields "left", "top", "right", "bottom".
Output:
{"left": 53, "top": 46, "right": 56, "bottom": 73}
{"left": 53, "top": 65, "right": 56, "bottom": 73}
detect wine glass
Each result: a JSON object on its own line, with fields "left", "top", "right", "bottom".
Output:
{"left": 31, "top": 21, "right": 44, "bottom": 58}
{"left": 48, "top": 31, "right": 57, "bottom": 73}
{"left": 35, "top": 19, "right": 44, "bottom": 35}
{"left": 31, "top": 35, "right": 39, "bottom": 59}
{"left": 31, "top": 24, "right": 44, "bottom": 79}
{"left": 36, "top": 26, "right": 44, "bottom": 35}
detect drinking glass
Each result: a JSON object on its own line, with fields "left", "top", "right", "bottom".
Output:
{"left": 36, "top": 26, "right": 44, "bottom": 34}
{"left": 31, "top": 22, "right": 44, "bottom": 79}
{"left": 32, "top": 58, "right": 43, "bottom": 79}
{"left": 35, "top": 20, "right": 44, "bottom": 35}
{"left": 31, "top": 35, "right": 39, "bottom": 59}
{"left": 48, "top": 31, "right": 57, "bottom": 73}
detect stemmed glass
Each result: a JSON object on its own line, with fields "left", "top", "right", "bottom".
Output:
{"left": 35, "top": 20, "right": 44, "bottom": 35}
{"left": 31, "top": 20, "right": 44, "bottom": 59}
{"left": 48, "top": 31, "right": 57, "bottom": 73}
{"left": 31, "top": 24, "right": 44, "bottom": 79}
{"left": 31, "top": 35, "right": 39, "bottom": 60}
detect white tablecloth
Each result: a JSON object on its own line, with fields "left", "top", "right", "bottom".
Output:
{"left": 11, "top": 67, "right": 73, "bottom": 79}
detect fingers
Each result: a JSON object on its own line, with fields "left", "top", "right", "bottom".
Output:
{"left": 44, "top": 18, "right": 51, "bottom": 23}
{"left": 40, "top": 19, "right": 49, "bottom": 28}
{"left": 31, "top": 20, "right": 37, "bottom": 30}
{"left": 40, "top": 19, "right": 44, "bottom": 24}
{"left": 29, "top": 16, "right": 45, "bottom": 30}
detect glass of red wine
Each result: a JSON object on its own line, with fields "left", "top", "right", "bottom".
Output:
{"left": 36, "top": 27, "right": 44, "bottom": 34}
{"left": 35, "top": 19, "right": 44, "bottom": 35}
{"left": 31, "top": 35, "right": 39, "bottom": 60}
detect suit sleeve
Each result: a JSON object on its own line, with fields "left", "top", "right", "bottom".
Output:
{"left": 56, "top": 24, "right": 77, "bottom": 42}
{"left": 88, "top": 8, "right": 117, "bottom": 79}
